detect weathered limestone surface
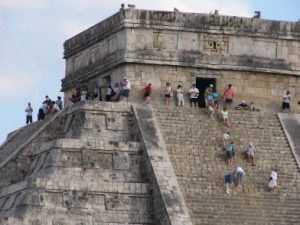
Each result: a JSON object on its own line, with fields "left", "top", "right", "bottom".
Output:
{"left": 155, "top": 106, "right": 300, "bottom": 224}
{"left": 0, "top": 101, "right": 193, "bottom": 225}
{"left": 61, "top": 8, "right": 300, "bottom": 114}
{"left": 133, "top": 104, "right": 192, "bottom": 225}
{"left": 278, "top": 113, "right": 300, "bottom": 168}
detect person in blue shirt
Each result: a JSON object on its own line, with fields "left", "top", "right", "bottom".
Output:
{"left": 224, "top": 169, "right": 233, "bottom": 194}
{"left": 225, "top": 142, "right": 235, "bottom": 166}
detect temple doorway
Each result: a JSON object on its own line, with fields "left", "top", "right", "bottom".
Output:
{"left": 196, "top": 77, "right": 216, "bottom": 108}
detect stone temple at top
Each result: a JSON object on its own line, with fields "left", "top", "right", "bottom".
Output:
{"left": 0, "top": 6, "right": 300, "bottom": 225}
{"left": 62, "top": 6, "right": 300, "bottom": 110}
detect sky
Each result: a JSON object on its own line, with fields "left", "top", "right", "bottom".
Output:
{"left": 0, "top": 0, "right": 299, "bottom": 144}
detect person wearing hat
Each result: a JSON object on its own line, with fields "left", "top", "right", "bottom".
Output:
{"left": 245, "top": 142, "right": 256, "bottom": 166}
{"left": 222, "top": 131, "right": 230, "bottom": 148}
{"left": 204, "top": 84, "right": 214, "bottom": 107}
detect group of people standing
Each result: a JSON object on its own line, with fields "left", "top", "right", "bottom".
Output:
{"left": 67, "top": 77, "right": 132, "bottom": 106}
{"left": 25, "top": 95, "right": 63, "bottom": 125}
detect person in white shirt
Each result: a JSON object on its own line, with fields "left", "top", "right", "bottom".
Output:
{"left": 122, "top": 77, "right": 131, "bottom": 102}
{"left": 189, "top": 84, "right": 199, "bottom": 108}
{"left": 235, "top": 166, "right": 245, "bottom": 188}
{"left": 223, "top": 132, "right": 230, "bottom": 148}
{"left": 282, "top": 91, "right": 291, "bottom": 113}
{"left": 245, "top": 142, "right": 256, "bottom": 166}
{"left": 269, "top": 169, "right": 278, "bottom": 192}
{"left": 25, "top": 102, "right": 33, "bottom": 125}
{"left": 176, "top": 84, "right": 184, "bottom": 107}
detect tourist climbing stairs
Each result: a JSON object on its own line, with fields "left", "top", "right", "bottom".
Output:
{"left": 154, "top": 106, "right": 300, "bottom": 225}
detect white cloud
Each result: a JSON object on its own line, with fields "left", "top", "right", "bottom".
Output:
{"left": 0, "top": 70, "right": 42, "bottom": 101}
{"left": 0, "top": 0, "right": 47, "bottom": 9}
{"left": 132, "top": 0, "right": 252, "bottom": 17}
{"left": 57, "top": 20, "right": 94, "bottom": 40}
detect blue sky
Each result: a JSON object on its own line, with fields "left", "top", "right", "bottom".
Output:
{"left": 0, "top": 0, "right": 299, "bottom": 144}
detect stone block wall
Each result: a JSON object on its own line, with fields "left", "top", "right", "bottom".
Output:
{"left": 0, "top": 113, "right": 66, "bottom": 189}
{"left": 1, "top": 101, "right": 192, "bottom": 224}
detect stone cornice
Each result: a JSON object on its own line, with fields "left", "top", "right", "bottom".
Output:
{"left": 61, "top": 57, "right": 300, "bottom": 91}
{"left": 63, "top": 8, "right": 300, "bottom": 58}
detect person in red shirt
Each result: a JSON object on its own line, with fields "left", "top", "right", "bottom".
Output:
{"left": 144, "top": 83, "right": 152, "bottom": 104}
{"left": 223, "top": 84, "right": 234, "bottom": 108}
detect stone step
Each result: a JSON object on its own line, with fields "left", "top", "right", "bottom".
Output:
{"left": 154, "top": 105, "right": 300, "bottom": 225}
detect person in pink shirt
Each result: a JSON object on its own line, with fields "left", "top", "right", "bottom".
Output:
{"left": 223, "top": 84, "right": 234, "bottom": 108}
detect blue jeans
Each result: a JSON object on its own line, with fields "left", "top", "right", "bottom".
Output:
{"left": 237, "top": 171, "right": 244, "bottom": 185}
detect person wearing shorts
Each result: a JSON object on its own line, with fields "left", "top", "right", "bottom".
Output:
{"left": 189, "top": 84, "right": 199, "bottom": 108}
{"left": 225, "top": 142, "right": 235, "bottom": 166}
{"left": 224, "top": 169, "right": 233, "bottom": 194}
{"left": 223, "top": 84, "right": 234, "bottom": 108}
{"left": 282, "top": 91, "right": 291, "bottom": 113}
{"left": 164, "top": 82, "right": 172, "bottom": 106}
{"left": 122, "top": 77, "right": 131, "bottom": 102}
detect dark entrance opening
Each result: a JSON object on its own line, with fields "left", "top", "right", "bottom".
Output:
{"left": 196, "top": 77, "right": 216, "bottom": 108}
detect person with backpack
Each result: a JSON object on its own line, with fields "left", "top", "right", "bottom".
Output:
{"left": 225, "top": 142, "right": 235, "bottom": 166}
{"left": 224, "top": 169, "right": 233, "bottom": 194}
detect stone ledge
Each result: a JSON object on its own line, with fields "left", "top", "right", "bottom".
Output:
{"left": 34, "top": 178, "right": 149, "bottom": 195}
{"left": 133, "top": 104, "right": 193, "bottom": 225}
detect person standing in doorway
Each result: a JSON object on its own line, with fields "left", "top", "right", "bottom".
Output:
{"left": 25, "top": 102, "right": 33, "bottom": 125}
{"left": 204, "top": 84, "right": 213, "bottom": 107}
{"left": 223, "top": 84, "right": 234, "bottom": 108}
{"left": 189, "top": 84, "right": 199, "bottom": 108}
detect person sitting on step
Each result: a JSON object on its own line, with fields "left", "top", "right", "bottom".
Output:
{"left": 235, "top": 100, "right": 249, "bottom": 110}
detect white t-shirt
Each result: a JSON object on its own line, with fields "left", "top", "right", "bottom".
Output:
{"left": 177, "top": 88, "right": 184, "bottom": 96}
{"left": 25, "top": 106, "right": 33, "bottom": 116}
{"left": 270, "top": 171, "right": 277, "bottom": 181}
{"left": 124, "top": 80, "right": 131, "bottom": 90}
{"left": 189, "top": 87, "right": 199, "bottom": 98}
{"left": 223, "top": 133, "right": 230, "bottom": 140}
{"left": 107, "top": 87, "right": 113, "bottom": 95}
{"left": 236, "top": 167, "right": 245, "bottom": 175}
{"left": 283, "top": 94, "right": 291, "bottom": 103}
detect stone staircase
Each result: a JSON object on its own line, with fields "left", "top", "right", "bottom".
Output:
{"left": 154, "top": 106, "right": 300, "bottom": 225}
